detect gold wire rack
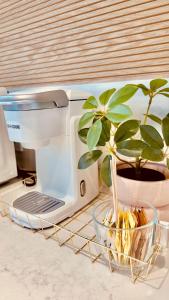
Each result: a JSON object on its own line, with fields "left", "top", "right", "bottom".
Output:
{"left": 0, "top": 177, "right": 165, "bottom": 284}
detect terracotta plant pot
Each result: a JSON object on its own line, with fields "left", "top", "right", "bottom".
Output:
{"left": 116, "top": 163, "right": 169, "bottom": 221}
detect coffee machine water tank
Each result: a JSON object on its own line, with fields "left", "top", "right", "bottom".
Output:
{"left": 0, "top": 108, "right": 17, "bottom": 184}
{"left": 0, "top": 88, "right": 17, "bottom": 184}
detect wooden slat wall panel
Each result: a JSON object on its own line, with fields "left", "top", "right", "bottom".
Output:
{"left": 0, "top": 0, "right": 169, "bottom": 87}
{"left": 0, "top": 0, "right": 157, "bottom": 35}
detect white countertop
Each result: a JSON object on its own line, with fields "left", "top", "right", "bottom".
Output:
{"left": 0, "top": 213, "right": 169, "bottom": 300}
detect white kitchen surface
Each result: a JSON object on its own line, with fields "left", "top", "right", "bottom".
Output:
{"left": 0, "top": 213, "right": 169, "bottom": 300}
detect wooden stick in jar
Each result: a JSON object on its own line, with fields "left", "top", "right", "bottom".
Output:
{"left": 111, "top": 156, "right": 118, "bottom": 223}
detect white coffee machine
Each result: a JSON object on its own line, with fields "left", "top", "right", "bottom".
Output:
{"left": 0, "top": 89, "right": 99, "bottom": 228}
{"left": 0, "top": 88, "right": 17, "bottom": 184}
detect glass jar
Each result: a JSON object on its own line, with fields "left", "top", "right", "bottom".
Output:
{"left": 93, "top": 200, "right": 158, "bottom": 271}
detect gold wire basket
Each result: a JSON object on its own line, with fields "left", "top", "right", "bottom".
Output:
{"left": 0, "top": 177, "right": 167, "bottom": 284}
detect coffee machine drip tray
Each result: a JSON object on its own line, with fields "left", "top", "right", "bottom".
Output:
{"left": 13, "top": 191, "right": 65, "bottom": 214}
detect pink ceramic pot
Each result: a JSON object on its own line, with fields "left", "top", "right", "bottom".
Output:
{"left": 116, "top": 163, "right": 169, "bottom": 221}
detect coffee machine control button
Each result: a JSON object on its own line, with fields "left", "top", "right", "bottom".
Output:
{"left": 80, "top": 180, "right": 86, "bottom": 197}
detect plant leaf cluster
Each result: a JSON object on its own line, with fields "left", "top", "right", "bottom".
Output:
{"left": 78, "top": 79, "right": 169, "bottom": 187}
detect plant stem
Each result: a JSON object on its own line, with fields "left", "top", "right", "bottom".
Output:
{"left": 110, "top": 149, "right": 134, "bottom": 168}
{"left": 141, "top": 159, "right": 148, "bottom": 168}
{"left": 136, "top": 157, "right": 141, "bottom": 168}
{"left": 165, "top": 147, "right": 168, "bottom": 155}
{"left": 143, "top": 94, "right": 153, "bottom": 124}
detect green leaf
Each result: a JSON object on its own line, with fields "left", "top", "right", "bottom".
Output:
{"left": 97, "top": 118, "right": 111, "bottom": 146}
{"left": 100, "top": 155, "right": 112, "bottom": 187}
{"left": 83, "top": 96, "right": 98, "bottom": 109}
{"left": 162, "top": 115, "right": 169, "bottom": 146}
{"left": 150, "top": 78, "right": 168, "bottom": 91}
{"left": 145, "top": 114, "right": 162, "bottom": 125}
{"left": 137, "top": 84, "right": 149, "bottom": 95}
{"left": 78, "top": 150, "right": 102, "bottom": 169}
{"left": 78, "top": 128, "right": 89, "bottom": 144}
{"left": 158, "top": 93, "right": 169, "bottom": 98}
{"left": 99, "top": 88, "right": 116, "bottom": 105}
{"left": 142, "top": 146, "right": 164, "bottom": 162}
{"left": 106, "top": 104, "right": 132, "bottom": 123}
{"left": 87, "top": 119, "right": 102, "bottom": 150}
{"left": 140, "top": 125, "right": 164, "bottom": 149}
{"left": 79, "top": 112, "right": 94, "bottom": 130}
{"left": 114, "top": 119, "right": 140, "bottom": 143}
{"left": 116, "top": 140, "right": 147, "bottom": 157}
{"left": 167, "top": 158, "right": 169, "bottom": 169}
{"left": 158, "top": 88, "right": 169, "bottom": 93}
{"left": 108, "top": 84, "right": 138, "bottom": 108}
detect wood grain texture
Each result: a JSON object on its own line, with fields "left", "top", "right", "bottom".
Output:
{"left": 0, "top": 0, "right": 168, "bottom": 87}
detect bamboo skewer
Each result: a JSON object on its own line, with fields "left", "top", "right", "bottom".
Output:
{"left": 111, "top": 156, "right": 118, "bottom": 223}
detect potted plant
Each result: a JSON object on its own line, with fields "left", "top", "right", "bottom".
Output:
{"left": 78, "top": 79, "right": 169, "bottom": 219}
